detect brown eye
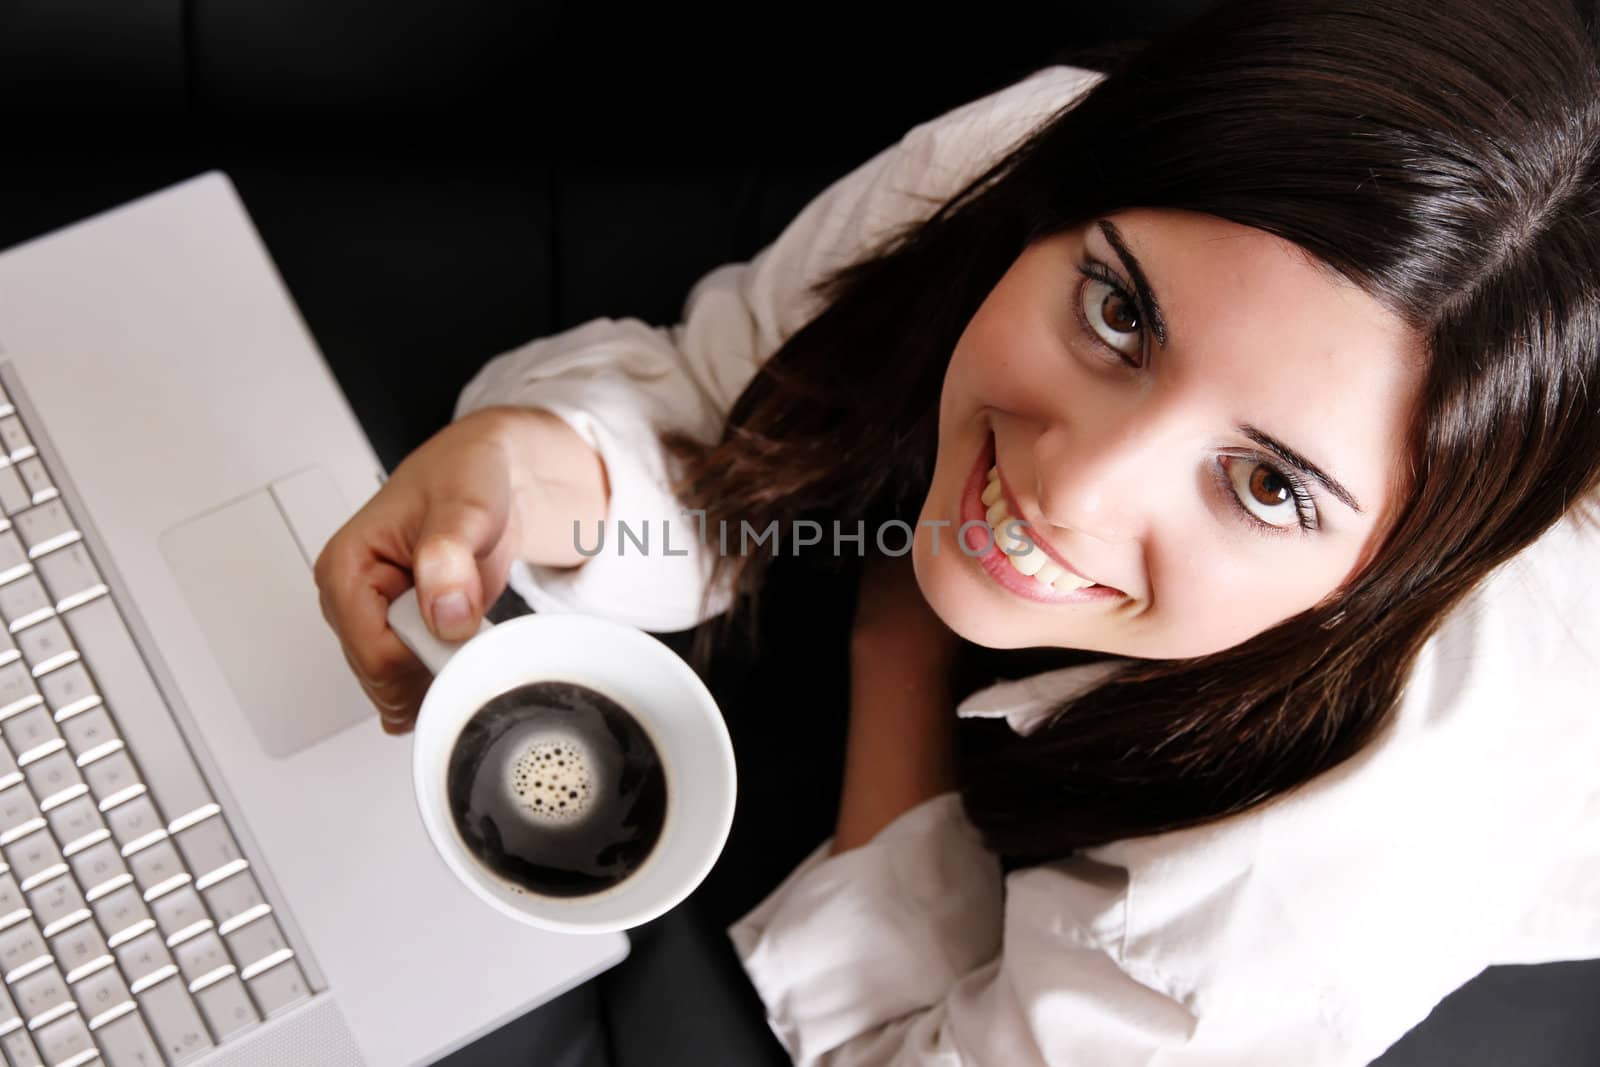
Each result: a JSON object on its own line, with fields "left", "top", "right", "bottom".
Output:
{"left": 1079, "top": 276, "right": 1144, "bottom": 361}
{"left": 1102, "top": 290, "right": 1140, "bottom": 333}
{"left": 1222, "top": 456, "right": 1308, "bottom": 530}
{"left": 1248, "top": 465, "right": 1291, "bottom": 507}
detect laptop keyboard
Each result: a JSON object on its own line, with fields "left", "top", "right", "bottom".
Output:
{"left": 0, "top": 378, "right": 311, "bottom": 1066}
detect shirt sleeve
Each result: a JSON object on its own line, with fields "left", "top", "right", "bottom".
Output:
{"left": 453, "top": 64, "right": 1103, "bottom": 632}
{"left": 727, "top": 794, "right": 1201, "bottom": 1067}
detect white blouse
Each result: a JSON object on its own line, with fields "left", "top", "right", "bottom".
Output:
{"left": 454, "top": 64, "right": 1600, "bottom": 1066}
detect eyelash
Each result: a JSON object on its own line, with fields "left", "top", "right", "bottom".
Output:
{"left": 1072, "top": 258, "right": 1319, "bottom": 537}
{"left": 1074, "top": 260, "right": 1149, "bottom": 370}
{"left": 1215, "top": 456, "right": 1320, "bottom": 537}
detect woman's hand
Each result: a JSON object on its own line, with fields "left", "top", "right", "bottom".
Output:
{"left": 313, "top": 405, "right": 607, "bottom": 735}
{"left": 834, "top": 550, "right": 963, "bottom": 853}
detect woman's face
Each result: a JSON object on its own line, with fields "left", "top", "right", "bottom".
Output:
{"left": 915, "top": 208, "right": 1425, "bottom": 658}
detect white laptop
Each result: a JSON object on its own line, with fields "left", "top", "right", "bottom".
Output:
{"left": 0, "top": 171, "right": 628, "bottom": 1066}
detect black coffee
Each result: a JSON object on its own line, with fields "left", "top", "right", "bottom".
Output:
{"left": 446, "top": 681, "right": 668, "bottom": 898}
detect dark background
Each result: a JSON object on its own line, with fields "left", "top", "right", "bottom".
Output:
{"left": 3, "top": 1, "right": 1598, "bottom": 1064}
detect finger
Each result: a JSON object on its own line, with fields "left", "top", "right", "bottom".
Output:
{"left": 357, "top": 592, "right": 439, "bottom": 707}
{"left": 413, "top": 492, "right": 508, "bottom": 642}
{"left": 339, "top": 645, "right": 412, "bottom": 713}
{"left": 342, "top": 566, "right": 426, "bottom": 683}
{"left": 380, "top": 712, "right": 416, "bottom": 737}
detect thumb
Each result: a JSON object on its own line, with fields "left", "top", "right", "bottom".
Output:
{"left": 413, "top": 496, "right": 505, "bottom": 642}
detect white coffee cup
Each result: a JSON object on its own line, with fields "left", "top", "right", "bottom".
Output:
{"left": 386, "top": 587, "right": 736, "bottom": 935}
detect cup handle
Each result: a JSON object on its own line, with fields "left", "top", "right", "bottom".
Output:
{"left": 387, "top": 586, "right": 495, "bottom": 676}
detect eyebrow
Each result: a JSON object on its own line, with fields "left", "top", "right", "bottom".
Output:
{"left": 1239, "top": 425, "right": 1364, "bottom": 513}
{"left": 1097, "top": 219, "right": 1168, "bottom": 346}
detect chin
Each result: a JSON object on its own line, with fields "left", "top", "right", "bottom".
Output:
{"left": 913, "top": 545, "right": 1038, "bottom": 650}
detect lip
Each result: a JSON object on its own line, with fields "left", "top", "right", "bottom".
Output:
{"left": 959, "top": 432, "right": 1126, "bottom": 605}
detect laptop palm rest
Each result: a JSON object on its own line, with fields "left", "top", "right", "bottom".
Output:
{"left": 159, "top": 468, "right": 372, "bottom": 758}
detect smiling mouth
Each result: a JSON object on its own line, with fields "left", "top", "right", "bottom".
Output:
{"left": 979, "top": 465, "right": 1108, "bottom": 590}
{"left": 959, "top": 432, "right": 1126, "bottom": 605}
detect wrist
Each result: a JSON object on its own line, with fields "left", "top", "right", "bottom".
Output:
{"left": 474, "top": 406, "right": 611, "bottom": 568}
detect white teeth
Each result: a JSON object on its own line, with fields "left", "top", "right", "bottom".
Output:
{"left": 980, "top": 469, "right": 1102, "bottom": 593}
{"left": 1052, "top": 570, "right": 1096, "bottom": 592}
{"left": 1009, "top": 545, "right": 1047, "bottom": 576}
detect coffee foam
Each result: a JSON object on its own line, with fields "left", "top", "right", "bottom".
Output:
{"left": 507, "top": 732, "right": 595, "bottom": 826}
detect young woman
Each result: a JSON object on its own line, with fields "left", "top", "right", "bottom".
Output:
{"left": 316, "top": 0, "right": 1600, "bottom": 1061}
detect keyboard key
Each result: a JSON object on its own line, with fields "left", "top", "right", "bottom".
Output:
{"left": 46, "top": 920, "right": 108, "bottom": 981}
{"left": 125, "top": 841, "right": 185, "bottom": 899}
{"left": 44, "top": 797, "right": 102, "bottom": 854}
{"left": 12, "top": 461, "right": 49, "bottom": 505}
{"left": 0, "top": 418, "right": 32, "bottom": 461}
{"left": 10, "top": 504, "right": 72, "bottom": 558}
{"left": 32, "top": 547, "right": 100, "bottom": 612}
{"left": 32, "top": 1011, "right": 94, "bottom": 1066}
{"left": 0, "top": 468, "right": 28, "bottom": 517}
{"left": 194, "top": 974, "right": 258, "bottom": 1042}
{"left": 60, "top": 598, "right": 212, "bottom": 824}
{"left": 88, "top": 885, "right": 145, "bottom": 943}
{"left": 10, "top": 964, "right": 69, "bottom": 1025}
{"left": 13, "top": 621, "right": 70, "bottom": 678}
{"left": 112, "top": 931, "right": 171, "bottom": 989}
{"left": 0, "top": 577, "right": 51, "bottom": 631}
{"left": 68, "top": 842, "right": 126, "bottom": 900}
{"left": 149, "top": 888, "right": 207, "bottom": 946}
{"left": 36, "top": 666, "right": 95, "bottom": 720}
{"left": 0, "top": 980, "right": 20, "bottom": 1033}
{"left": 57, "top": 710, "right": 115, "bottom": 762}
{"left": 23, "top": 751, "right": 82, "bottom": 807}
{"left": 0, "top": 786, "right": 41, "bottom": 840}
{"left": 223, "top": 915, "right": 288, "bottom": 972}
{"left": 1, "top": 1029, "right": 42, "bottom": 1067}
{"left": 173, "top": 817, "right": 242, "bottom": 883}
{"left": 0, "top": 873, "right": 29, "bottom": 929}
{"left": 0, "top": 920, "right": 46, "bottom": 979}
{"left": 27, "top": 877, "right": 87, "bottom": 936}
{"left": 135, "top": 974, "right": 212, "bottom": 1064}
{"left": 69, "top": 963, "right": 130, "bottom": 1025}
{"left": 3, "top": 830, "right": 63, "bottom": 888}
{"left": 79, "top": 752, "right": 138, "bottom": 809}
{"left": 0, "top": 664, "right": 39, "bottom": 717}
{"left": 244, "top": 957, "right": 309, "bottom": 1018}
{"left": 0, "top": 531, "right": 27, "bottom": 583}
{"left": 0, "top": 742, "right": 16, "bottom": 784}
{"left": 172, "top": 932, "right": 230, "bottom": 988}
{"left": 2, "top": 708, "right": 58, "bottom": 762}
{"left": 105, "top": 797, "right": 164, "bottom": 855}
{"left": 199, "top": 872, "right": 266, "bottom": 932}
{"left": 90, "top": 1009, "right": 162, "bottom": 1067}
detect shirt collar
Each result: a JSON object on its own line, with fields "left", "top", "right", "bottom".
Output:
{"left": 956, "top": 658, "right": 1131, "bottom": 736}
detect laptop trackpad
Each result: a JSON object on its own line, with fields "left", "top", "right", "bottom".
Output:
{"left": 159, "top": 472, "right": 372, "bottom": 758}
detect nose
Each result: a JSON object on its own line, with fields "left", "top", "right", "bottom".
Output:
{"left": 1030, "top": 405, "right": 1179, "bottom": 544}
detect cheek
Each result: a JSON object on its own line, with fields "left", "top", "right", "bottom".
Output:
{"left": 1143, "top": 542, "right": 1350, "bottom": 654}
{"left": 948, "top": 298, "right": 1069, "bottom": 415}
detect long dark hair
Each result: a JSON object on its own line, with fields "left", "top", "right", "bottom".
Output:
{"left": 662, "top": 0, "right": 1600, "bottom": 861}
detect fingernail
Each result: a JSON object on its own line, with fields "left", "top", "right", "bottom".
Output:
{"left": 432, "top": 591, "right": 471, "bottom": 639}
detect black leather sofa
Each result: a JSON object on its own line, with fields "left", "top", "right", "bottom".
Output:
{"left": 3, "top": 2, "right": 1597, "bottom": 1064}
